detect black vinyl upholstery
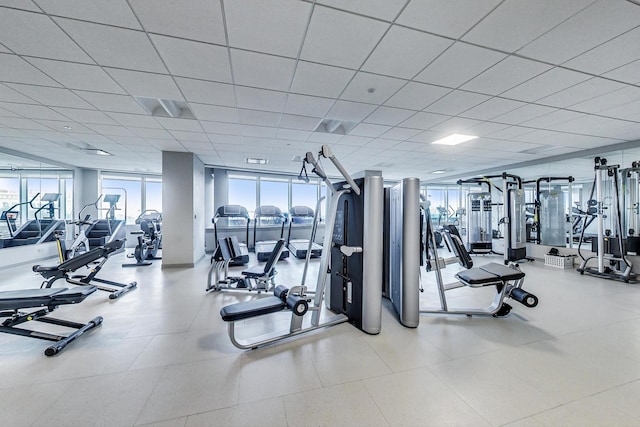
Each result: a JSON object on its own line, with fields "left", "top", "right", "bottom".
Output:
{"left": 456, "top": 262, "right": 524, "bottom": 286}
{"left": 220, "top": 296, "right": 285, "bottom": 321}
{"left": 0, "top": 286, "right": 97, "bottom": 311}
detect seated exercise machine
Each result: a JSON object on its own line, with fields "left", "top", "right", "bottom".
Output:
{"left": 206, "top": 236, "right": 285, "bottom": 293}
{"left": 212, "top": 205, "right": 250, "bottom": 266}
{"left": 253, "top": 205, "right": 290, "bottom": 262}
{"left": 386, "top": 179, "right": 538, "bottom": 328}
{"left": 33, "top": 239, "right": 137, "bottom": 300}
{"left": 0, "top": 285, "right": 102, "bottom": 356}
{"left": 286, "top": 205, "right": 323, "bottom": 259}
{"left": 123, "top": 210, "right": 162, "bottom": 267}
{"left": 220, "top": 145, "right": 383, "bottom": 349}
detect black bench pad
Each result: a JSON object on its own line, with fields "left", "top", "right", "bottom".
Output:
{"left": 242, "top": 265, "right": 268, "bottom": 278}
{"left": 220, "top": 296, "right": 285, "bottom": 322}
{"left": 456, "top": 262, "right": 524, "bottom": 286}
{"left": 0, "top": 286, "right": 97, "bottom": 311}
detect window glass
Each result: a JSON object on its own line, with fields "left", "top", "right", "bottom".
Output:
{"left": 0, "top": 177, "right": 20, "bottom": 234}
{"left": 228, "top": 176, "right": 256, "bottom": 224}
{"left": 101, "top": 177, "right": 141, "bottom": 224}
{"left": 63, "top": 178, "right": 74, "bottom": 220}
{"left": 426, "top": 188, "right": 446, "bottom": 225}
{"left": 259, "top": 179, "right": 288, "bottom": 225}
{"left": 145, "top": 180, "right": 162, "bottom": 213}
{"left": 27, "top": 178, "right": 60, "bottom": 219}
{"left": 291, "top": 182, "right": 318, "bottom": 224}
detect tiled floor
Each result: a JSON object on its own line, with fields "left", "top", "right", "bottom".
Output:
{"left": 1, "top": 250, "right": 640, "bottom": 426}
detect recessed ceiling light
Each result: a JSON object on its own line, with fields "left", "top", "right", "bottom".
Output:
{"left": 246, "top": 157, "right": 268, "bottom": 165}
{"left": 95, "top": 149, "right": 112, "bottom": 156}
{"left": 63, "top": 125, "right": 72, "bottom": 130}
{"left": 432, "top": 133, "right": 478, "bottom": 146}
{"left": 431, "top": 170, "right": 447, "bottom": 174}
{"left": 83, "top": 148, "right": 112, "bottom": 156}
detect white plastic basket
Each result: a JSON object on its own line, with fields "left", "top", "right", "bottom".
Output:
{"left": 544, "top": 254, "right": 575, "bottom": 269}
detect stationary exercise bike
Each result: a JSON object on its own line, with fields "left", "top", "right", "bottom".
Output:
{"left": 122, "top": 210, "right": 162, "bottom": 267}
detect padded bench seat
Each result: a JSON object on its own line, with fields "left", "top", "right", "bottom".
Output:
{"left": 456, "top": 262, "right": 524, "bottom": 286}
{"left": 220, "top": 296, "right": 285, "bottom": 322}
{"left": 0, "top": 286, "right": 96, "bottom": 311}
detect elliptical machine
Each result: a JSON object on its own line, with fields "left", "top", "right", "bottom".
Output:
{"left": 122, "top": 210, "right": 162, "bottom": 267}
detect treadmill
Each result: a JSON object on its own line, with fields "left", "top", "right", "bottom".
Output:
{"left": 253, "top": 205, "right": 289, "bottom": 262}
{"left": 287, "top": 206, "right": 322, "bottom": 259}
{"left": 213, "top": 205, "right": 250, "bottom": 266}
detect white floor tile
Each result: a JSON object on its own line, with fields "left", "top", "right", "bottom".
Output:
{"left": 185, "top": 397, "right": 286, "bottom": 427}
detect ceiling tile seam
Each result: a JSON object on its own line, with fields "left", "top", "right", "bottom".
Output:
{"left": 124, "top": 0, "right": 201, "bottom": 154}
{"left": 274, "top": 0, "right": 318, "bottom": 151}
{"left": 558, "top": 23, "right": 640, "bottom": 69}
{"left": 514, "top": 0, "right": 599, "bottom": 55}
{"left": 456, "top": 0, "right": 506, "bottom": 41}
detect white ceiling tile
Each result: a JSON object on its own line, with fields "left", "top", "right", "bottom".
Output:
{"left": 131, "top": 127, "right": 174, "bottom": 139}
{"left": 240, "top": 125, "right": 277, "bottom": 138}
{"left": 55, "top": 18, "right": 166, "bottom": 73}
{"left": 84, "top": 123, "right": 134, "bottom": 136}
{"left": 519, "top": 0, "right": 640, "bottom": 65}
{"left": 279, "top": 114, "right": 321, "bottom": 131}
{"left": 340, "top": 72, "right": 406, "bottom": 104}
{"left": 424, "top": 90, "right": 491, "bottom": 116}
{"left": 4, "top": 84, "right": 95, "bottom": 109}
{"left": 0, "top": 116, "right": 51, "bottom": 130}
{"left": 0, "top": 0, "right": 39, "bottom": 11}
{"left": 604, "top": 59, "right": 640, "bottom": 85}
{"left": 105, "top": 68, "right": 183, "bottom": 100}
{"left": 463, "top": 121, "right": 510, "bottom": 137}
{"left": 490, "top": 104, "right": 556, "bottom": 125}
{"left": 154, "top": 117, "right": 202, "bottom": 132}
{"left": 429, "top": 117, "right": 483, "bottom": 133}
{"left": 106, "top": 112, "right": 160, "bottom": 128}
{"left": 384, "top": 82, "right": 450, "bottom": 110}
{"left": 463, "top": 0, "right": 593, "bottom": 52}
{"left": 169, "top": 130, "right": 209, "bottom": 143}
{"left": 0, "top": 54, "right": 60, "bottom": 86}
{"left": 362, "top": 25, "right": 453, "bottom": 79}
{"left": 0, "top": 44, "right": 9, "bottom": 53}
{"left": 236, "top": 87, "right": 287, "bottom": 113}
{"left": 339, "top": 135, "right": 372, "bottom": 146}
{"left": 33, "top": 0, "right": 141, "bottom": 29}
{"left": 364, "top": 106, "right": 415, "bottom": 126}
{"left": 570, "top": 86, "right": 640, "bottom": 114}
{"left": 348, "top": 123, "right": 391, "bottom": 138}
{"left": 326, "top": 100, "right": 377, "bottom": 122}
{"left": 190, "top": 104, "right": 239, "bottom": 123}
{"left": 300, "top": 5, "right": 388, "bottom": 69}
{"left": 200, "top": 121, "right": 242, "bottom": 135}
{"left": 26, "top": 58, "right": 125, "bottom": 93}
{"left": 461, "top": 56, "right": 552, "bottom": 95}
{"left": 500, "top": 67, "right": 591, "bottom": 102}
{"left": 379, "top": 127, "right": 422, "bottom": 141}
{"left": 207, "top": 133, "right": 242, "bottom": 144}
{"left": 74, "top": 91, "right": 147, "bottom": 114}
{"left": 239, "top": 109, "right": 280, "bottom": 126}
{"left": 564, "top": 27, "right": 640, "bottom": 75}
{"left": 1, "top": 102, "right": 70, "bottom": 121}
{"left": 460, "top": 97, "right": 526, "bottom": 121}
{"left": 537, "top": 77, "right": 626, "bottom": 108}
{"left": 230, "top": 49, "right": 296, "bottom": 92}
{"left": 520, "top": 109, "right": 584, "bottom": 128}
{"left": 175, "top": 78, "right": 235, "bottom": 107}
{"left": 0, "top": 83, "right": 39, "bottom": 104}
{"left": 291, "top": 61, "right": 355, "bottom": 98}
{"left": 129, "top": 0, "right": 225, "bottom": 44}
{"left": 0, "top": 8, "right": 93, "bottom": 63}
{"left": 225, "top": 0, "right": 310, "bottom": 57}
{"left": 52, "top": 107, "right": 118, "bottom": 125}
{"left": 37, "top": 120, "right": 94, "bottom": 133}
{"left": 316, "top": 0, "right": 406, "bottom": 21}
{"left": 397, "top": 0, "right": 501, "bottom": 38}
{"left": 307, "top": 132, "right": 343, "bottom": 143}
{"left": 598, "top": 99, "right": 640, "bottom": 121}
{"left": 284, "top": 94, "right": 334, "bottom": 118}
{"left": 365, "top": 139, "right": 400, "bottom": 150}
{"left": 276, "top": 129, "right": 311, "bottom": 141}
{"left": 399, "top": 112, "right": 449, "bottom": 130}
{"left": 151, "top": 35, "right": 231, "bottom": 82}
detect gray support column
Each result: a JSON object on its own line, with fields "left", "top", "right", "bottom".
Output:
{"left": 76, "top": 168, "right": 100, "bottom": 219}
{"left": 401, "top": 177, "right": 420, "bottom": 328}
{"left": 213, "top": 168, "right": 229, "bottom": 212}
{"left": 162, "top": 151, "right": 206, "bottom": 268}
{"left": 361, "top": 175, "right": 383, "bottom": 335}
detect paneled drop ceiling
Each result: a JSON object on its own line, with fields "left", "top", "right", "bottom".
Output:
{"left": 0, "top": 0, "right": 640, "bottom": 181}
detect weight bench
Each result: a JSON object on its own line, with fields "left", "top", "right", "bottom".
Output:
{"left": 220, "top": 284, "right": 313, "bottom": 349}
{"left": 0, "top": 285, "right": 102, "bottom": 356}
{"left": 207, "top": 238, "right": 286, "bottom": 293}
{"left": 33, "top": 239, "right": 137, "bottom": 300}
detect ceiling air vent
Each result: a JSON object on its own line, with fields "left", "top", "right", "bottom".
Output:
{"left": 313, "top": 119, "right": 357, "bottom": 135}
{"left": 134, "top": 97, "right": 195, "bottom": 119}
